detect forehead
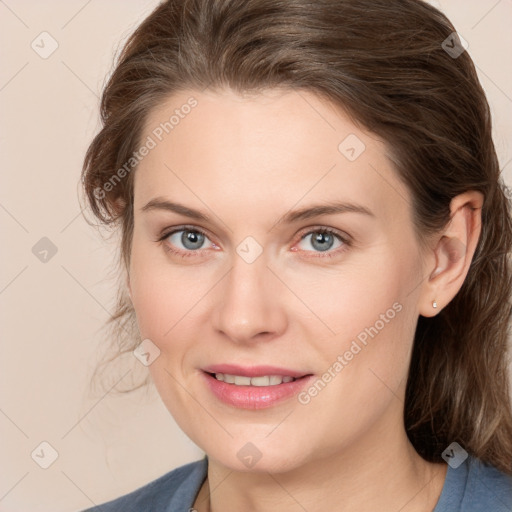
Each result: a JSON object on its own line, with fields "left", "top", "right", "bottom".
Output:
{"left": 134, "top": 88, "right": 412, "bottom": 226}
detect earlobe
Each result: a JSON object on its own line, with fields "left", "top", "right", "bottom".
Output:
{"left": 419, "top": 191, "right": 483, "bottom": 318}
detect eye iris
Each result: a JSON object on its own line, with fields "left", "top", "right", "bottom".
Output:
{"left": 181, "top": 230, "right": 204, "bottom": 250}
{"left": 311, "top": 232, "right": 334, "bottom": 252}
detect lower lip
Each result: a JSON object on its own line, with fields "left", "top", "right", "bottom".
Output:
{"left": 202, "top": 372, "right": 314, "bottom": 409}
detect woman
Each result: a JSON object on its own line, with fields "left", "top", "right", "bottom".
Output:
{"left": 80, "top": 0, "right": 512, "bottom": 510}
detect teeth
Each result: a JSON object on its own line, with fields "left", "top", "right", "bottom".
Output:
{"left": 251, "top": 376, "right": 271, "bottom": 386}
{"left": 213, "top": 373, "right": 297, "bottom": 386}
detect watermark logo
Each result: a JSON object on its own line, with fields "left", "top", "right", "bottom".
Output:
{"left": 32, "top": 237, "right": 58, "bottom": 263}
{"left": 338, "top": 134, "right": 366, "bottom": 162}
{"left": 441, "top": 32, "right": 468, "bottom": 59}
{"left": 133, "top": 338, "right": 161, "bottom": 366}
{"left": 237, "top": 442, "right": 263, "bottom": 468}
{"left": 31, "top": 31, "right": 59, "bottom": 59}
{"left": 31, "top": 441, "right": 59, "bottom": 469}
{"left": 441, "top": 441, "right": 468, "bottom": 468}
{"left": 236, "top": 236, "right": 263, "bottom": 264}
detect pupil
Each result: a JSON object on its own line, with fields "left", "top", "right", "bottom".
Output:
{"left": 312, "top": 232, "right": 333, "bottom": 252}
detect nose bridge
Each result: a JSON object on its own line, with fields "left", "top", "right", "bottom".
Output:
{"left": 212, "top": 249, "right": 286, "bottom": 342}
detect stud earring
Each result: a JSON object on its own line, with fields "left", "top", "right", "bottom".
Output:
{"left": 432, "top": 300, "right": 438, "bottom": 308}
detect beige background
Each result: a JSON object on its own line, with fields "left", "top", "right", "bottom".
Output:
{"left": 1, "top": 1, "right": 511, "bottom": 511}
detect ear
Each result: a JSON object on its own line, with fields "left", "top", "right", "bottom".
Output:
{"left": 418, "top": 191, "right": 483, "bottom": 317}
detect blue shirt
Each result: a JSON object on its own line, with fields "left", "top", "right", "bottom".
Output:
{"left": 81, "top": 454, "right": 512, "bottom": 511}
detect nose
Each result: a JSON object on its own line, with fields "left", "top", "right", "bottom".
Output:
{"left": 211, "top": 252, "right": 288, "bottom": 345}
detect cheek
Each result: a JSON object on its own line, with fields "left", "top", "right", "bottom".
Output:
{"left": 129, "top": 236, "right": 206, "bottom": 340}
{"left": 282, "top": 253, "right": 406, "bottom": 339}
{"left": 294, "top": 250, "right": 421, "bottom": 390}
{"left": 295, "top": 298, "right": 418, "bottom": 448}
{"left": 129, "top": 250, "right": 200, "bottom": 421}
{"left": 130, "top": 269, "right": 175, "bottom": 342}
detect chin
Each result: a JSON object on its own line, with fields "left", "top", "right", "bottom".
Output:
{"left": 203, "top": 437, "right": 311, "bottom": 474}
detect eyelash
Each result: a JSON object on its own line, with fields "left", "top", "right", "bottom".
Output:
{"left": 156, "top": 225, "right": 351, "bottom": 260}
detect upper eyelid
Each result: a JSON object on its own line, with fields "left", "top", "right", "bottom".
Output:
{"left": 299, "top": 227, "right": 348, "bottom": 240}
{"left": 159, "top": 224, "right": 211, "bottom": 240}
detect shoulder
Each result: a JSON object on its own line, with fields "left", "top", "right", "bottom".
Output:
{"left": 463, "top": 456, "right": 512, "bottom": 510}
{"left": 435, "top": 454, "right": 512, "bottom": 511}
{"left": 79, "top": 457, "right": 207, "bottom": 512}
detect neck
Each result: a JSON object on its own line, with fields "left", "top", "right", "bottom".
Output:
{"left": 194, "top": 412, "right": 447, "bottom": 512}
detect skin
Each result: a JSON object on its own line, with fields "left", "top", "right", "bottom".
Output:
{"left": 127, "top": 88, "right": 483, "bottom": 512}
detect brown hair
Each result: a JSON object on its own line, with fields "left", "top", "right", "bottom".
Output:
{"left": 81, "top": 0, "right": 512, "bottom": 474}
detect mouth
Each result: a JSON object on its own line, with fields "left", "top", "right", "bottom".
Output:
{"left": 201, "top": 365, "right": 314, "bottom": 409}
{"left": 205, "top": 372, "right": 304, "bottom": 386}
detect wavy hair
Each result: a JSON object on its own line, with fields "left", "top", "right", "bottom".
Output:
{"left": 81, "top": 0, "right": 512, "bottom": 474}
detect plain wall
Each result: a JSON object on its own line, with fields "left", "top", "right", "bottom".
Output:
{"left": 1, "top": 1, "right": 511, "bottom": 511}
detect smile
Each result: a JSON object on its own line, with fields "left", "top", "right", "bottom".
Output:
{"left": 211, "top": 373, "right": 297, "bottom": 386}
{"left": 201, "top": 365, "right": 314, "bottom": 409}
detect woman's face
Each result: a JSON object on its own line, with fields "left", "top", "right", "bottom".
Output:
{"left": 128, "top": 87, "right": 430, "bottom": 472}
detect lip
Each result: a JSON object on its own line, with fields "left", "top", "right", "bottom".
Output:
{"left": 202, "top": 364, "right": 308, "bottom": 378}
{"left": 201, "top": 366, "right": 314, "bottom": 410}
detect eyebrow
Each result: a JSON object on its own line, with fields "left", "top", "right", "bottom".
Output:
{"left": 141, "top": 197, "right": 209, "bottom": 220}
{"left": 278, "top": 201, "right": 374, "bottom": 224}
{"left": 140, "top": 197, "right": 375, "bottom": 225}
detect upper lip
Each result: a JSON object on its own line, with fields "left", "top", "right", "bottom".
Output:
{"left": 202, "top": 364, "right": 311, "bottom": 378}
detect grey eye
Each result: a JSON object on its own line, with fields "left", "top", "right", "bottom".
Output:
{"left": 298, "top": 231, "right": 343, "bottom": 252}
{"left": 167, "top": 229, "right": 212, "bottom": 251}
